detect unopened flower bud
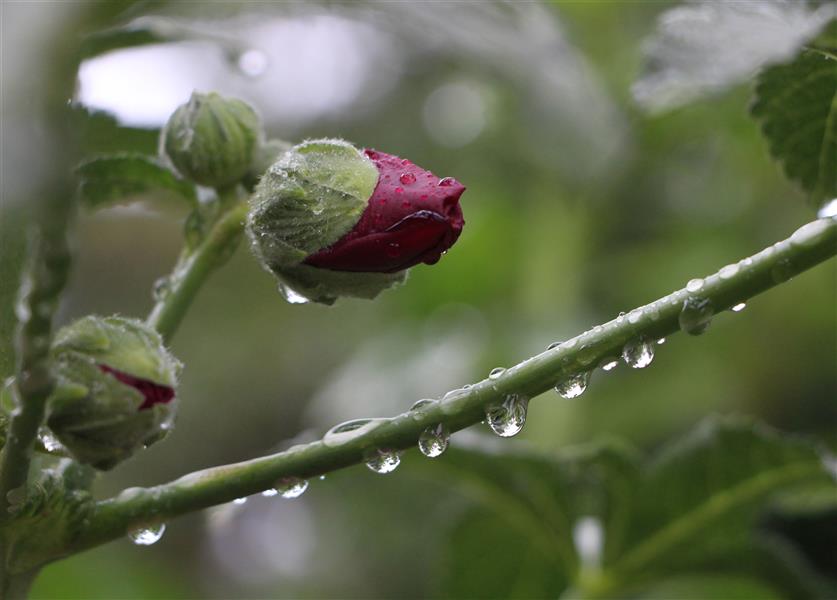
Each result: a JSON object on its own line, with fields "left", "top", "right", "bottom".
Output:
{"left": 247, "top": 139, "right": 465, "bottom": 304}
{"left": 46, "top": 316, "right": 181, "bottom": 470}
{"left": 162, "top": 92, "right": 261, "bottom": 188}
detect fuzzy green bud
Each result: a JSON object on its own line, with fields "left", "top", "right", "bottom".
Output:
{"left": 46, "top": 316, "right": 182, "bottom": 470}
{"left": 162, "top": 92, "right": 261, "bottom": 188}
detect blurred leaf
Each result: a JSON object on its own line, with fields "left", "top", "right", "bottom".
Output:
{"left": 79, "top": 15, "right": 245, "bottom": 61}
{"left": 611, "top": 417, "right": 836, "bottom": 589}
{"left": 636, "top": 573, "right": 783, "bottom": 600}
{"left": 76, "top": 154, "right": 197, "bottom": 210}
{"left": 0, "top": 207, "right": 27, "bottom": 379}
{"left": 633, "top": 0, "right": 835, "bottom": 113}
{"left": 751, "top": 48, "right": 837, "bottom": 209}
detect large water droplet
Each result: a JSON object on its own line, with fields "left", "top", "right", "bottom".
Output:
{"left": 790, "top": 219, "right": 831, "bottom": 247}
{"left": 399, "top": 172, "right": 417, "bottom": 185}
{"left": 555, "top": 371, "right": 590, "bottom": 399}
{"left": 488, "top": 367, "right": 505, "bottom": 379}
{"left": 418, "top": 424, "right": 449, "bottom": 458}
{"left": 718, "top": 264, "right": 739, "bottom": 280}
{"left": 38, "top": 428, "right": 63, "bottom": 453}
{"left": 438, "top": 177, "right": 456, "bottom": 187}
{"left": 365, "top": 449, "right": 402, "bottom": 474}
{"left": 128, "top": 523, "right": 166, "bottom": 546}
{"left": 275, "top": 477, "right": 309, "bottom": 498}
{"left": 731, "top": 302, "right": 746, "bottom": 312}
{"left": 686, "top": 278, "right": 704, "bottom": 293}
{"left": 152, "top": 277, "right": 171, "bottom": 301}
{"left": 622, "top": 338, "right": 654, "bottom": 369}
{"left": 485, "top": 394, "right": 528, "bottom": 437}
{"left": 627, "top": 309, "right": 642, "bottom": 325}
{"left": 679, "top": 296, "right": 713, "bottom": 335}
{"left": 261, "top": 488, "right": 279, "bottom": 497}
{"left": 278, "top": 283, "right": 309, "bottom": 304}
{"left": 410, "top": 399, "right": 436, "bottom": 411}
{"left": 817, "top": 199, "right": 837, "bottom": 218}
{"left": 324, "top": 419, "right": 387, "bottom": 448}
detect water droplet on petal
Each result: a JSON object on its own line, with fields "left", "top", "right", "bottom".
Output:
{"left": 602, "top": 360, "right": 619, "bottom": 372}
{"left": 731, "top": 302, "right": 746, "bottom": 312}
{"left": 278, "top": 283, "right": 309, "bottom": 304}
{"left": 489, "top": 367, "right": 505, "bottom": 379}
{"left": 622, "top": 338, "right": 654, "bottom": 369}
{"left": 686, "top": 278, "right": 704, "bottom": 293}
{"left": 555, "top": 371, "right": 590, "bottom": 398}
{"left": 394, "top": 186, "right": 404, "bottom": 194}
{"left": 438, "top": 177, "right": 456, "bottom": 187}
{"left": 399, "top": 173, "right": 416, "bottom": 185}
{"left": 679, "top": 296, "right": 713, "bottom": 335}
{"left": 418, "top": 423, "right": 449, "bottom": 458}
{"left": 365, "top": 449, "right": 402, "bottom": 474}
{"left": 152, "top": 277, "right": 171, "bottom": 301}
{"left": 233, "top": 497, "right": 248, "bottom": 505}
{"left": 128, "top": 523, "right": 166, "bottom": 546}
{"left": 275, "top": 477, "right": 308, "bottom": 499}
{"left": 485, "top": 394, "right": 528, "bottom": 437}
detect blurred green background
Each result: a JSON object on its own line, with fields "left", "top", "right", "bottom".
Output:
{"left": 1, "top": 1, "right": 835, "bottom": 598}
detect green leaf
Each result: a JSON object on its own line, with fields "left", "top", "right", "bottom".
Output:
{"left": 75, "top": 153, "right": 197, "bottom": 210}
{"left": 79, "top": 16, "right": 245, "bottom": 61}
{"left": 633, "top": 1, "right": 835, "bottom": 113}
{"left": 751, "top": 48, "right": 837, "bottom": 209}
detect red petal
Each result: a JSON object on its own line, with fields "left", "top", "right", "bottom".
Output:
{"left": 98, "top": 364, "right": 175, "bottom": 410}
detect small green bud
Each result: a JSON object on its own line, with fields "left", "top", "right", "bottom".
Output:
{"left": 247, "top": 138, "right": 405, "bottom": 304}
{"left": 46, "top": 316, "right": 182, "bottom": 470}
{"left": 161, "top": 92, "right": 261, "bottom": 188}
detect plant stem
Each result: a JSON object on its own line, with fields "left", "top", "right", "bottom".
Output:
{"left": 70, "top": 217, "right": 837, "bottom": 554}
{"left": 0, "top": 192, "right": 74, "bottom": 523}
{"left": 146, "top": 189, "right": 248, "bottom": 344}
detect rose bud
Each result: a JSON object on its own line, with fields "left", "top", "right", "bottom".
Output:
{"left": 45, "top": 316, "right": 182, "bottom": 470}
{"left": 247, "top": 139, "right": 465, "bottom": 304}
{"left": 161, "top": 92, "right": 261, "bottom": 188}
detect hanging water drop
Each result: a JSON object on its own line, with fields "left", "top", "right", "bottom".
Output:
{"left": 128, "top": 523, "right": 166, "bottom": 546}
{"left": 37, "top": 428, "right": 63, "bottom": 453}
{"left": 686, "top": 278, "right": 704, "bottom": 293}
{"left": 679, "top": 296, "right": 713, "bottom": 335}
{"left": 731, "top": 302, "right": 746, "bottom": 312}
{"left": 418, "top": 423, "right": 450, "bottom": 458}
{"left": 275, "top": 477, "right": 309, "bottom": 498}
{"left": 488, "top": 367, "right": 506, "bottom": 379}
{"left": 485, "top": 394, "right": 528, "bottom": 437}
{"left": 602, "top": 360, "right": 619, "bottom": 372}
{"left": 622, "top": 338, "right": 654, "bottom": 369}
{"left": 278, "top": 283, "right": 309, "bottom": 304}
{"left": 365, "top": 449, "right": 402, "bottom": 474}
{"left": 152, "top": 277, "right": 171, "bottom": 301}
{"left": 657, "top": 338, "right": 666, "bottom": 345}
{"left": 555, "top": 371, "right": 590, "bottom": 399}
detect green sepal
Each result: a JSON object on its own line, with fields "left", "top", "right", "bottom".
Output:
{"left": 161, "top": 92, "right": 261, "bottom": 188}
{"left": 244, "top": 138, "right": 293, "bottom": 190}
{"left": 278, "top": 263, "right": 407, "bottom": 305}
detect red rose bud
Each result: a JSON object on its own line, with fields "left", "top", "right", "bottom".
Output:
{"left": 303, "top": 149, "right": 465, "bottom": 273}
{"left": 247, "top": 139, "right": 466, "bottom": 304}
{"left": 46, "top": 316, "right": 181, "bottom": 470}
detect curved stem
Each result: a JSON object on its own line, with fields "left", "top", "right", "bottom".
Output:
{"left": 146, "top": 189, "right": 248, "bottom": 344}
{"left": 71, "top": 217, "right": 837, "bottom": 554}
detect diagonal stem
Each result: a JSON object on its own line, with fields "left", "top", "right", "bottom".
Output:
{"left": 69, "top": 216, "right": 837, "bottom": 555}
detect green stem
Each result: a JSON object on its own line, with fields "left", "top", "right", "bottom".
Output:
{"left": 146, "top": 189, "right": 248, "bottom": 343}
{"left": 70, "top": 217, "right": 837, "bottom": 554}
{"left": 0, "top": 195, "right": 74, "bottom": 522}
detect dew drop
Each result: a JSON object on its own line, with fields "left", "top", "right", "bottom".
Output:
{"left": 622, "top": 338, "right": 654, "bottom": 369}
{"left": 657, "top": 338, "right": 666, "bottom": 345}
{"left": 324, "top": 418, "right": 386, "bottom": 448}
{"left": 37, "top": 428, "right": 63, "bottom": 453}
{"left": 790, "top": 219, "right": 831, "bottom": 247}
{"left": 278, "top": 283, "right": 309, "bottom": 304}
{"left": 718, "top": 264, "right": 738, "bottom": 280}
{"left": 128, "top": 523, "right": 166, "bottom": 546}
{"left": 686, "top": 278, "right": 704, "bottom": 293}
{"left": 399, "top": 173, "right": 416, "bottom": 185}
{"left": 365, "top": 449, "right": 402, "bottom": 474}
{"left": 275, "top": 477, "right": 308, "bottom": 499}
{"left": 438, "top": 177, "right": 456, "bottom": 187}
{"left": 410, "top": 398, "right": 436, "bottom": 411}
{"left": 485, "top": 394, "right": 528, "bottom": 437}
{"left": 679, "top": 296, "right": 713, "bottom": 335}
{"left": 602, "top": 360, "right": 619, "bottom": 372}
{"left": 489, "top": 367, "right": 505, "bottom": 379}
{"left": 418, "top": 423, "right": 449, "bottom": 458}
{"left": 233, "top": 497, "right": 248, "bottom": 505}
{"left": 394, "top": 187, "right": 404, "bottom": 194}
{"left": 261, "top": 488, "right": 279, "bottom": 497}
{"left": 547, "top": 341, "right": 561, "bottom": 350}
{"left": 555, "top": 371, "right": 590, "bottom": 399}
{"left": 731, "top": 302, "right": 746, "bottom": 312}
{"left": 627, "top": 309, "right": 642, "bottom": 324}
{"left": 817, "top": 198, "right": 837, "bottom": 218}
{"left": 152, "top": 277, "right": 171, "bottom": 301}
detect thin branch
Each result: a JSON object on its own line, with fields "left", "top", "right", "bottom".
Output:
{"left": 0, "top": 193, "right": 74, "bottom": 521}
{"left": 71, "top": 216, "right": 837, "bottom": 554}
{"left": 146, "top": 190, "right": 248, "bottom": 344}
